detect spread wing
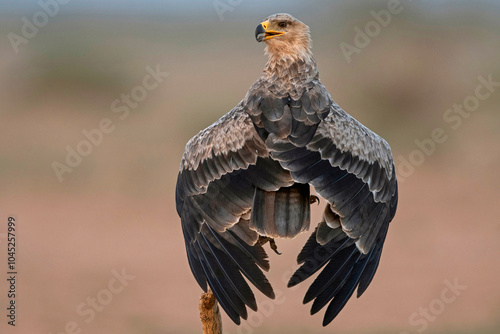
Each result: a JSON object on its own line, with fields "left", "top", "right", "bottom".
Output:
{"left": 176, "top": 103, "right": 294, "bottom": 324}
{"left": 269, "top": 103, "right": 398, "bottom": 326}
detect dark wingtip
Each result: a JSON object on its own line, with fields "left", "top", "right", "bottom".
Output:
{"left": 303, "top": 292, "right": 314, "bottom": 305}
{"left": 356, "top": 286, "right": 366, "bottom": 298}
{"left": 287, "top": 275, "right": 301, "bottom": 288}
{"left": 322, "top": 316, "right": 333, "bottom": 327}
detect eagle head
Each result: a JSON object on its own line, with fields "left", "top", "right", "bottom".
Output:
{"left": 255, "top": 13, "right": 312, "bottom": 61}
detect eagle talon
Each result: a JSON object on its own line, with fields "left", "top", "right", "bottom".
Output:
{"left": 269, "top": 239, "right": 282, "bottom": 255}
{"left": 258, "top": 236, "right": 282, "bottom": 255}
{"left": 310, "top": 195, "right": 320, "bottom": 205}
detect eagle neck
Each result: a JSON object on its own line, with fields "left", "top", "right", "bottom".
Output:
{"left": 260, "top": 52, "right": 318, "bottom": 98}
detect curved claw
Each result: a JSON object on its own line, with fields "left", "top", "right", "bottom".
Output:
{"left": 310, "top": 195, "right": 320, "bottom": 205}
{"left": 258, "top": 236, "right": 282, "bottom": 255}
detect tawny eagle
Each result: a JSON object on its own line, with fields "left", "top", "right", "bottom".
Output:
{"left": 176, "top": 13, "right": 398, "bottom": 327}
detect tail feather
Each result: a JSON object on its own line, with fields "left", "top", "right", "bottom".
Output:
{"left": 250, "top": 183, "right": 311, "bottom": 239}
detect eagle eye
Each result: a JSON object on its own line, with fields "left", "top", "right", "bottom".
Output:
{"left": 278, "top": 21, "right": 288, "bottom": 28}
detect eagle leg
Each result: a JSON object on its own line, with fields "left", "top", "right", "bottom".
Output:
{"left": 258, "top": 236, "right": 282, "bottom": 255}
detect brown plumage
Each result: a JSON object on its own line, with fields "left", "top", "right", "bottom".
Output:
{"left": 176, "top": 13, "right": 398, "bottom": 327}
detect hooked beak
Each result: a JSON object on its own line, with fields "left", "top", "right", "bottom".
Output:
{"left": 255, "top": 21, "right": 285, "bottom": 42}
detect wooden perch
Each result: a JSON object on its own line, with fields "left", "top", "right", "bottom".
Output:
{"left": 199, "top": 289, "right": 222, "bottom": 334}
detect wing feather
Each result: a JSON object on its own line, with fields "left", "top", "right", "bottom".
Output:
{"left": 177, "top": 105, "right": 293, "bottom": 324}
{"left": 273, "top": 103, "right": 398, "bottom": 326}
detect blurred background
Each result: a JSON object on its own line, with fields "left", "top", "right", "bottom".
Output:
{"left": 0, "top": 0, "right": 499, "bottom": 333}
